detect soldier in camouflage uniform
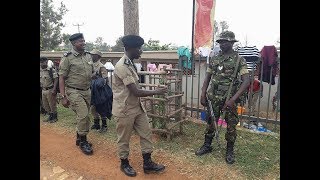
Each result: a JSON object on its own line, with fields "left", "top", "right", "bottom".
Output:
{"left": 195, "top": 31, "right": 250, "bottom": 164}
{"left": 59, "top": 33, "right": 96, "bottom": 155}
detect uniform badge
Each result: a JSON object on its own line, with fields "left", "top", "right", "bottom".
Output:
{"left": 63, "top": 52, "right": 71, "bottom": 57}
{"left": 218, "top": 65, "right": 223, "bottom": 70}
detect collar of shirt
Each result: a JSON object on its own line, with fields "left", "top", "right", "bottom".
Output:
{"left": 71, "top": 48, "right": 87, "bottom": 57}
{"left": 124, "top": 54, "right": 134, "bottom": 66}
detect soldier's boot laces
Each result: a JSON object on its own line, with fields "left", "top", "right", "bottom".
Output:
{"left": 43, "top": 113, "right": 53, "bottom": 122}
{"left": 142, "top": 153, "right": 165, "bottom": 174}
{"left": 98, "top": 118, "right": 107, "bottom": 133}
{"left": 91, "top": 118, "right": 100, "bottom": 130}
{"left": 195, "top": 134, "right": 214, "bottom": 156}
{"left": 76, "top": 133, "right": 92, "bottom": 147}
{"left": 120, "top": 158, "right": 137, "bottom": 177}
{"left": 79, "top": 135, "right": 93, "bottom": 155}
{"left": 49, "top": 112, "right": 58, "bottom": 123}
{"left": 226, "top": 142, "right": 235, "bottom": 164}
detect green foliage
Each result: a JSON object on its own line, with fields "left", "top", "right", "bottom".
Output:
{"left": 111, "top": 36, "right": 124, "bottom": 52}
{"left": 143, "top": 38, "right": 172, "bottom": 51}
{"left": 94, "top": 37, "right": 111, "bottom": 52}
{"left": 40, "top": 0, "right": 68, "bottom": 51}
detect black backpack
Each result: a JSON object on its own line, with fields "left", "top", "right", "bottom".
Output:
{"left": 48, "top": 67, "right": 60, "bottom": 93}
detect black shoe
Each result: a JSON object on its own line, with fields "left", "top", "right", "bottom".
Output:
{"left": 143, "top": 153, "right": 165, "bottom": 174}
{"left": 226, "top": 142, "right": 235, "bottom": 164}
{"left": 76, "top": 133, "right": 92, "bottom": 147}
{"left": 40, "top": 107, "right": 47, "bottom": 115}
{"left": 79, "top": 141, "right": 93, "bottom": 155}
{"left": 91, "top": 118, "right": 100, "bottom": 130}
{"left": 49, "top": 112, "right": 58, "bottom": 123}
{"left": 43, "top": 113, "right": 52, "bottom": 122}
{"left": 120, "top": 159, "right": 137, "bottom": 177}
{"left": 195, "top": 145, "right": 212, "bottom": 156}
{"left": 79, "top": 135, "right": 93, "bottom": 155}
{"left": 195, "top": 133, "right": 214, "bottom": 156}
{"left": 98, "top": 118, "right": 107, "bottom": 133}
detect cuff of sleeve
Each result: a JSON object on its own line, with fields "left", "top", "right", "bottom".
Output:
{"left": 123, "top": 76, "right": 136, "bottom": 86}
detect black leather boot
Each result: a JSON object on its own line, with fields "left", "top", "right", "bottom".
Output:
{"left": 226, "top": 142, "right": 235, "bottom": 164}
{"left": 49, "top": 112, "right": 58, "bottom": 123}
{"left": 76, "top": 133, "right": 92, "bottom": 147}
{"left": 40, "top": 107, "right": 47, "bottom": 115}
{"left": 91, "top": 118, "right": 100, "bottom": 130}
{"left": 99, "top": 118, "right": 107, "bottom": 133}
{"left": 78, "top": 135, "right": 93, "bottom": 155}
{"left": 43, "top": 113, "right": 53, "bottom": 122}
{"left": 120, "top": 158, "right": 136, "bottom": 177}
{"left": 195, "top": 133, "right": 214, "bottom": 156}
{"left": 142, "top": 153, "right": 165, "bottom": 174}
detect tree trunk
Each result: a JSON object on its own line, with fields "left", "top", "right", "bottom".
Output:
{"left": 123, "top": 0, "right": 139, "bottom": 36}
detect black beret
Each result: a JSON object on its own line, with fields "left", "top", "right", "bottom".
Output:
{"left": 40, "top": 56, "right": 48, "bottom": 62}
{"left": 69, "top": 33, "right": 84, "bottom": 41}
{"left": 122, "top": 35, "right": 144, "bottom": 48}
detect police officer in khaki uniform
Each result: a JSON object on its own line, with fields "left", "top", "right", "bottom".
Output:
{"left": 40, "top": 56, "right": 58, "bottom": 122}
{"left": 58, "top": 33, "right": 95, "bottom": 155}
{"left": 195, "top": 31, "right": 250, "bottom": 164}
{"left": 112, "top": 35, "right": 166, "bottom": 177}
{"left": 89, "top": 49, "right": 108, "bottom": 132}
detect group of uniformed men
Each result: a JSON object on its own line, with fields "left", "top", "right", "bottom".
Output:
{"left": 40, "top": 30, "right": 250, "bottom": 177}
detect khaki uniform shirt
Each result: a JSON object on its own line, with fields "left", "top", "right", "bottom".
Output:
{"left": 58, "top": 49, "right": 94, "bottom": 90}
{"left": 112, "top": 55, "right": 146, "bottom": 117}
{"left": 40, "top": 67, "right": 58, "bottom": 88}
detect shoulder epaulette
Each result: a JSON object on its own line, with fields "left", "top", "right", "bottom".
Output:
{"left": 124, "top": 58, "right": 130, "bottom": 65}
{"left": 63, "top": 52, "right": 72, "bottom": 57}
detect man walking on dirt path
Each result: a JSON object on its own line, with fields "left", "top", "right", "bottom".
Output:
{"left": 195, "top": 31, "right": 250, "bottom": 164}
{"left": 112, "top": 35, "right": 167, "bottom": 177}
{"left": 40, "top": 56, "right": 58, "bottom": 123}
{"left": 58, "top": 33, "right": 96, "bottom": 155}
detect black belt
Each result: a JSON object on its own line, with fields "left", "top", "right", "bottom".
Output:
{"left": 66, "top": 85, "right": 89, "bottom": 91}
{"left": 42, "top": 85, "right": 54, "bottom": 90}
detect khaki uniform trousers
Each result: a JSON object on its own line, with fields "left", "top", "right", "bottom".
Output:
{"left": 114, "top": 108, "right": 153, "bottom": 159}
{"left": 41, "top": 88, "right": 57, "bottom": 114}
{"left": 66, "top": 87, "right": 91, "bottom": 136}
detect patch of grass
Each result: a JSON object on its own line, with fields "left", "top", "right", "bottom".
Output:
{"left": 40, "top": 105, "right": 280, "bottom": 179}
{"left": 153, "top": 121, "right": 280, "bottom": 179}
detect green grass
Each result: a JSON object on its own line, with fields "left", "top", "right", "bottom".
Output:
{"left": 41, "top": 104, "right": 280, "bottom": 180}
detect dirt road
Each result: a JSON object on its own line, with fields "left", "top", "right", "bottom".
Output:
{"left": 40, "top": 124, "right": 195, "bottom": 180}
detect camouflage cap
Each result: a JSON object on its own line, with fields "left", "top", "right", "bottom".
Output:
{"left": 90, "top": 49, "right": 102, "bottom": 57}
{"left": 216, "top": 31, "right": 238, "bottom": 43}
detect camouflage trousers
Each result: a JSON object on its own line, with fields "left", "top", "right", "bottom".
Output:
{"left": 206, "top": 99, "right": 239, "bottom": 143}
